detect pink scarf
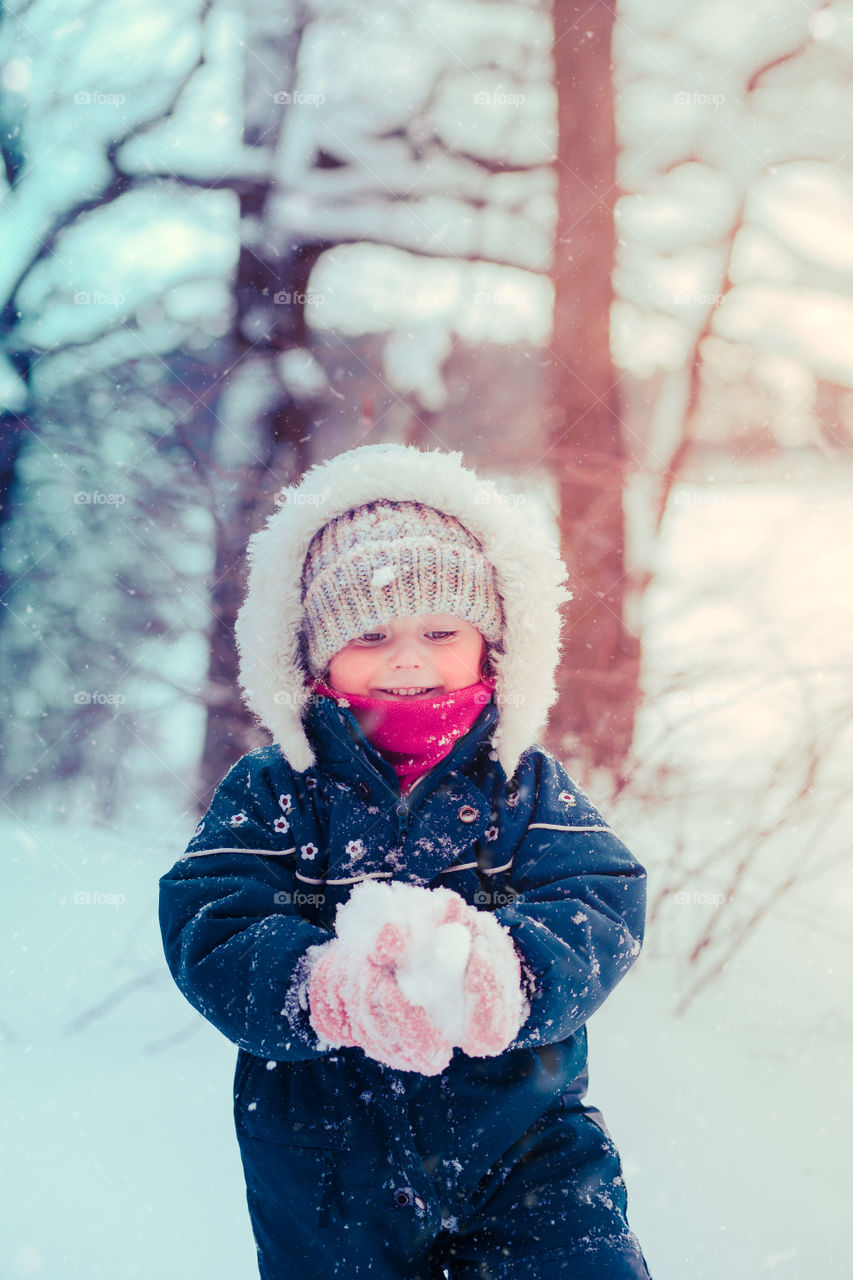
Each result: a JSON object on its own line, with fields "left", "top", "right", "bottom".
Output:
{"left": 311, "top": 678, "right": 495, "bottom": 793}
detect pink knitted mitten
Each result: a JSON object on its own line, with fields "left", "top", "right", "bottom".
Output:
{"left": 307, "top": 919, "right": 453, "bottom": 1075}
{"left": 305, "top": 882, "right": 530, "bottom": 1075}
{"left": 433, "top": 891, "right": 529, "bottom": 1058}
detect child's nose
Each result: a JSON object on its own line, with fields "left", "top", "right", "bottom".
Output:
{"left": 388, "top": 637, "right": 424, "bottom": 667}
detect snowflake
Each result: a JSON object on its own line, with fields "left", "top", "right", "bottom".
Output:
{"left": 230, "top": 811, "right": 248, "bottom": 827}
{"left": 484, "top": 825, "right": 499, "bottom": 842}
{"left": 300, "top": 842, "right": 319, "bottom": 859}
{"left": 371, "top": 565, "right": 398, "bottom": 588}
{"left": 193, "top": 821, "right": 205, "bottom": 837}
{"left": 558, "top": 790, "right": 577, "bottom": 806}
{"left": 345, "top": 838, "right": 366, "bottom": 860}
{"left": 278, "top": 793, "right": 293, "bottom": 813}
{"left": 273, "top": 817, "right": 290, "bottom": 833}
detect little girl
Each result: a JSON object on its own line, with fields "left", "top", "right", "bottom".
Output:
{"left": 159, "top": 442, "right": 653, "bottom": 1280}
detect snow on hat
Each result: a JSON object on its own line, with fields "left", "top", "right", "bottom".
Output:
{"left": 299, "top": 499, "right": 504, "bottom": 678}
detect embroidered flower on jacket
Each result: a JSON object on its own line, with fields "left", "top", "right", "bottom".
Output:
{"left": 193, "top": 821, "right": 205, "bottom": 837}
{"left": 278, "top": 793, "right": 292, "bottom": 813}
{"left": 506, "top": 790, "right": 519, "bottom": 807}
{"left": 558, "top": 790, "right": 577, "bottom": 806}
{"left": 300, "top": 842, "right": 319, "bottom": 859}
{"left": 230, "top": 811, "right": 248, "bottom": 827}
{"left": 345, "top": 838, "right": 366, "bottom": 860}
{"left": 484, "top": 825, "right": 499, "bottom": 842}
{"left": 305, "top": 775, "right": 317, "bottom": 789}
{"left": 273, "top": 817, "right": 290, "bottom": 833}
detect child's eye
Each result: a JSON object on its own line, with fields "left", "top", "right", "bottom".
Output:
{"left": 426, "top": 631, "right": 456, "bottom": 640}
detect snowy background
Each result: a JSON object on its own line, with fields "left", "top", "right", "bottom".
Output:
{"left": 4, "top": 463, "right": 850, "bottom": 1279}
{"left": 2, "top": 0, "right": 853, "bottom": 1277}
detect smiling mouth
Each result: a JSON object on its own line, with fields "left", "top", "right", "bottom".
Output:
{"left": 376, "top": 686, "right": 439, "bottom": 697}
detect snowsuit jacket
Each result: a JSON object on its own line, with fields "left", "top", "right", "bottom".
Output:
{"left": 157, "top": 442, "right": 650, "bottom": 1276}
{"left": 158, "top": 691, "right": 646, "bottom": 1200}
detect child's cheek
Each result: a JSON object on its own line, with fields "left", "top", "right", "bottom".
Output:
{"left": 328, "top": 647, "right": 371, "bottom": 694}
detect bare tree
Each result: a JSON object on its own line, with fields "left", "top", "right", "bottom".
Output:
{"left": 546, "top": 0, "right": 640, "bottom": 771}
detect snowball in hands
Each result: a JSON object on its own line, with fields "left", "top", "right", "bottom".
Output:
{"left": 306, "top": 881, "right": 530, "bottom": 1075}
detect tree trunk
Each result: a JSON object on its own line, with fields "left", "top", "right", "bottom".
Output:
{"left": 545, "top": 0, "right": 640, "bottom": 771}
{"left": 196, "top": 244, "right": 327, "bottom": 809}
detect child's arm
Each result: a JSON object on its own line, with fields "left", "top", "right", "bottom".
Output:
{"left": 158, "top": 748, "right": 332, "bottom": 1061}
{"left": 494, "top": 751, "right": 647, "bottom": 1052}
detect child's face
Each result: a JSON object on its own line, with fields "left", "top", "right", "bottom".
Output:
{"left": 327, "top": 612, "right": 486, "bottom": 699}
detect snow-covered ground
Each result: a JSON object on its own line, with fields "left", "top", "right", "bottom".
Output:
{"left": 2, "top": 462, "right": 851, "bottom": 1279}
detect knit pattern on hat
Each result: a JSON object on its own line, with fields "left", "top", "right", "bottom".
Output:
{"left": 300, "top": 501, "right": 504, "bottom": 677}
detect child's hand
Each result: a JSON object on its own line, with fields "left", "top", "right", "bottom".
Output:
{"left": 304, "top": 938, "right": 360, "bottom": 1051}
{"left": 305, "top": 881, "right": 529, "bottom": 1074}
{"left": 458, "top": 911, "right": 529, "bottom": 1057}
{"left": 355, "top": 922, "right": 455, "bottom": 1074}
{"left": 423, "top": 891, "right": 530, "bottom": 1057}
{"left": 306, "top": 922, "right": 453, "bottom": 1075}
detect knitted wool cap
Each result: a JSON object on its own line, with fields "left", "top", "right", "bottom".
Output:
{"left": 299, "top": 500, "right": 504, "bottom": 677}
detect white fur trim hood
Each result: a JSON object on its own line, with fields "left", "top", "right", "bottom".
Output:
{"left": 234, "top": 443, "right": 572, "bottom": 781}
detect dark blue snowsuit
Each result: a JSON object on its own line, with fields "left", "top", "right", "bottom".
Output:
{"left": 159, "top": 691, "right": 653, "bottom": 1279}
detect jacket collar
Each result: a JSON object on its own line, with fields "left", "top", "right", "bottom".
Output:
{"left": 303, "top": 691, "right": 499, "bottom": 797}
{"left": 300, "top": 694, "right": 502, "bottom": 886}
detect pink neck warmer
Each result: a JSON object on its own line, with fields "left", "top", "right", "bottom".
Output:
{"left": 311, "top": 678, "right": 495, "bottom": 794}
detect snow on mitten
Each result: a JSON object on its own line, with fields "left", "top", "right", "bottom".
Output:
{"left": 306, "top": 882, "right": 455, "bottom": 1075}
{"left": 349, "top": 919, "right": 455, "bottom": 1075}
{"left": 404, "top": 888, "right": 530, "bottom": 1057}
{"left": 307, "top": 880, "right": 530, "bottom": 1072}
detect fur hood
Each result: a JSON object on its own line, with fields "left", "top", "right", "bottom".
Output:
{"left": 234, "top": 443, "right": 571, "bottom": 780}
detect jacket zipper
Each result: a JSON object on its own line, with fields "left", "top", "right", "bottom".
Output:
{"left": 332, "top": 698, "right": 498, "bottom": 844}
{"left": 395, "top": 796, "right": 411, "bottom": 843}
